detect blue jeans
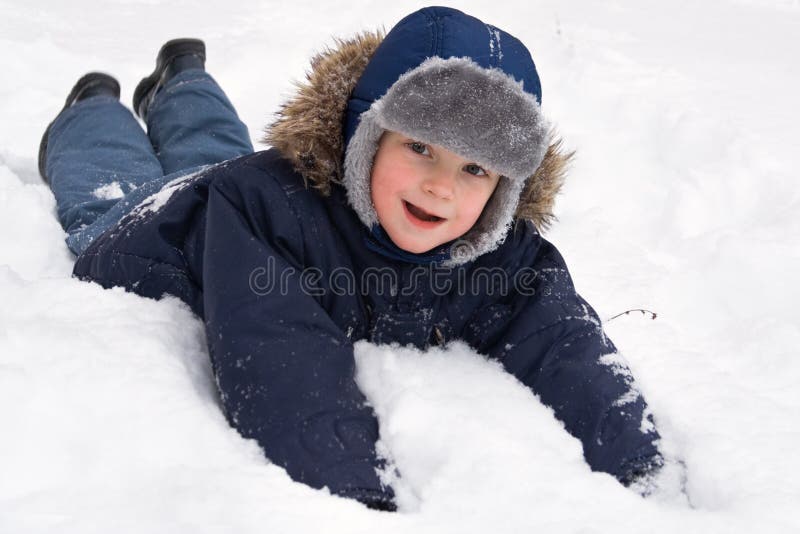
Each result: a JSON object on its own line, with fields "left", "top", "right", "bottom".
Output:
{"left": 44, "top": 69, "right": 253, "bottom": 256}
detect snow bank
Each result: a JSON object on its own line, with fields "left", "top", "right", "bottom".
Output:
{"left": 1, "top": 1, "right": 799, "bottom": 532}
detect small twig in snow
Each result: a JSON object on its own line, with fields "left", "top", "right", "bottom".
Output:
{"left": 606, "top": 308, "right": 658, "bottom": 322}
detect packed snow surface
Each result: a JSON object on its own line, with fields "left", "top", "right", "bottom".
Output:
{"left": 1, "top": 1, "right": 799, "bottom": 532}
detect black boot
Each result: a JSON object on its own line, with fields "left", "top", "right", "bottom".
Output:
{"left": 38, "top": 72, "right": 121, "bottom": 184}
{"left": 132, "top": 38, "right": 206, "bottom": 122}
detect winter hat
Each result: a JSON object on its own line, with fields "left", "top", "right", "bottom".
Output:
{"left": 343, "top": 6, "right": 550, "bottom": 264}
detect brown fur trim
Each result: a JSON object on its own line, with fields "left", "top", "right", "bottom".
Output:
{"left": 515, "top": 133, "right": 573, "bottom": 230}
{"left": 264, "top": 30, "right": 569, "bottom": 230}
{"left": 263, "top": 31, "right": 384, "bottom": 195}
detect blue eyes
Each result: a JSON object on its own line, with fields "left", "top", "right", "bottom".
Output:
{"left": 463, "top": 164, "right": 487, "bottom": 176}
{"left": 405, "top": 142, "right": 488, "bottom": 177}
{"left": 408, "top": 142, "right": 429, "bottom": 155}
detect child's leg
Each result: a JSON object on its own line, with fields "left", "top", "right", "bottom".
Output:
{"left": 145, "top": 70, "right": 254, "bottom": 175}
{"left": 45, "top": 96, "right": 163, "bottom": 236}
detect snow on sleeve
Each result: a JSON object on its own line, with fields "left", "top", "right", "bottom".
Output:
{"left": 128, "top": 166, "right": 209, "bottom": 219}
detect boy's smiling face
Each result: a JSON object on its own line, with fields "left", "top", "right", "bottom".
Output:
{"left": 370, "top": 131, "right": 501, "bottom": 254}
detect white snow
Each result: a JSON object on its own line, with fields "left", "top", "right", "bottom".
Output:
{"left": 2, "top": 1, "right": 799, "bottom": 532}
{"left": 92, "top": 181, "right": 125, "bottom": 200}
{"left": 129, "top": 167, "right": 206, "bottom": 219}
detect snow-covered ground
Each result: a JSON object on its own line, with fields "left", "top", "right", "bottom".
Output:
{"left": 2, "top": 1, "right": 799, "bottom": 532}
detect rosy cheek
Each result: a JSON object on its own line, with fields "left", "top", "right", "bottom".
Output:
{"left": 469, "top": 191, "right": 492, "bottom": 218}
{"left": 465, "top": 208, "right": 484, "bottom": 229}
{"left": 370, "top": 172, "right": 398, "bottom": 222}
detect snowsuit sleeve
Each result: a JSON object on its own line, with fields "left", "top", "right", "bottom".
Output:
{"left": 484, "top": 239, "right": 662, "bottom": 483}
{"left": 202, "top": 174, "right": 394, "bottom": 509}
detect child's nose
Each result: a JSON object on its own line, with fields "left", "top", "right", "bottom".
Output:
{"left": 422, "top": 169, "right": 456, "bottom": 200}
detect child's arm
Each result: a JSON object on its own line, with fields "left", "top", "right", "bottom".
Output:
{"left": 483, "top": 238, "right": 662, "bottom": 485}
{"left": 201, "top": 175, "right": 394, "bottom": 510}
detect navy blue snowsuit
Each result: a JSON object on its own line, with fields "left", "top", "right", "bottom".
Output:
{"left": 67, "top": 6, "right": 660, "bottom": 511}
{"left": 72, "top": 150, "right": 660, "bottom": 508}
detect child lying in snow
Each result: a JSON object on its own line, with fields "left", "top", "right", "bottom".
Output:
{"left": 39, "top": 6, "right": 663, "bottom": 510}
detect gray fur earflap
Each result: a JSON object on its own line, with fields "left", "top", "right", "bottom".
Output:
{"left": 344, "top": 56, "right": 550, "bottom": 264}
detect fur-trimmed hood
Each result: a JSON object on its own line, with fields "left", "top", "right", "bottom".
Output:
{"left": 265, "top": 21, "right": 571, "bottom": 236}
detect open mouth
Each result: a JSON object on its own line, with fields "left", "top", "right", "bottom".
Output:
{"left": 404, "top": 200, "right": 444, "bottom": 223}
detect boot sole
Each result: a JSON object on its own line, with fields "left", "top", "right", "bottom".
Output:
{"left": 132, "top": 38, "right": 206, "bottom": 120}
